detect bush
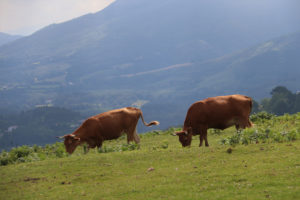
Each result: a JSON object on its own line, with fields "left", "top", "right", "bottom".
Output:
{"left": 10, "top": 146, "right": 33, "bottom": 159}
{"left": 0, "top": 151, "right": 11, "bottom": 166}
{"left": 250, "top": 112, "right": 275, "bottom": 122}
{"left": 220, "top": 113, "right": 300, "bottom": 146}
{"left": 228, "top": 133, "right": 241, "bottom": 146}
{"left": 287, "top": 130, "right": 297, "bottom": 141}
{"left": 0, "top": 142, "right": 69, "bottom": 166}
{"left": 160, "top": 141, "right": 169, "bottom": 149}
{"left": 221, "top": 127, "right": 300, "bottom": 146}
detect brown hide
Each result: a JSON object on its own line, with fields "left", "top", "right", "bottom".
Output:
{"left": 60, "top": 107, "right": 159, "bottom": 154}
{"left": 175, "top": 95, "right": 253, "bottom": 147}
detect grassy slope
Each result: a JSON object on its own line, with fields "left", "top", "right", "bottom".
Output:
{"left": 0, "top": 127, "right": 300, "bottom": 200}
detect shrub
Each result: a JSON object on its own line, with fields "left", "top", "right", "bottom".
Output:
{"left": 228, "top": 133, "right": 241, "bottom": 146}
{"left": 286, "top": 129, "right": 297, "bottom": 141}
{"left": 241, "top": 136, "right": 249, "bottom": 145}
{"left": 0, "top": 142, "right": 69, "bottom": 166}
{"left": 250, "top": 112, "right": 275, "bottom": 122}
{"left": 273, "top": 132, "right": 284, "bottom": 143}
{"left": 98, "top": 143, "right": 140, "bottom": 154}
{"left": 160, "top": 141, "right": 169, "bottom": 149}
{"left": 220, "top": 114, "right": 300, "bottom": 146}
{"left": 10, "top": 146, "right": 33, "bottom": 159}
{"left": 55, "top": 147, "right": 65, "bottom": 158}
{"left": 219, "top": 138, "right": 228, "bottom": 145}
{"left": 33, "top": 145, "right": 41, "bottom": 152}
{"left": 0, "top": 151, "right": 11, "bottom": 166}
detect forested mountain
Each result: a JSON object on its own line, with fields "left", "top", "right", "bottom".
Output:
{"left": 181, "top": 32, "right": 300, "bottom": 99}
{"left": 0, "top": 107, "right": 83, "bottom": 150}
{"left": 0, "top": 0, "right": 299, "bottom": 113}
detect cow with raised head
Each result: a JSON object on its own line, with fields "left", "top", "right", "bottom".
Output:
{"left": 174, "top": 95, "right": 253, "bottom": 147}
{"left": 57, "top": 107, "right": 159, "bottom": 154}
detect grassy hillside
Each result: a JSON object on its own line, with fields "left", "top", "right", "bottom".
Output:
{"left": 0, "top": 113, "right": 300, "bottom": 200}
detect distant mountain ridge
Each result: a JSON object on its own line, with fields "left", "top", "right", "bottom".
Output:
{"left": 0, "top": 32, "right": 22, "bottom": 47}
{"left": 0, "top": 0, "right": 299, "bottom": 115}
{"left": 185, "top": 32, "right": 300, "bottom": 99}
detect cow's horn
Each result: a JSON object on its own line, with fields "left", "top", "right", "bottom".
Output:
{"left": 172, "top": 130, "right": 188, "bottom": 136}
{"left": 70, "top": 134, "right": 80, "bottom": 141}
{"left": 56, "top": 136, "right": 65, "bottom": 139}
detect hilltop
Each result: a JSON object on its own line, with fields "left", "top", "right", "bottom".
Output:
{"left": 0, "top": 32, "right": 22, "bottom": 47}
{"left": 0, "top": 113, "right": 300, "bottom": 199}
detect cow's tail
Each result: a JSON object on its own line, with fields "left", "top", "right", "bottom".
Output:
{"left": 248, "top": 96, "right": 253, "bottom": 127}
{"left": 249, "top": 96, "right": 253, "bottom": 112}
{"left": 139, "top": 111, "right": 160, "bottom": 127}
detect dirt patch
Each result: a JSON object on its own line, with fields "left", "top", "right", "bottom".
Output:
{"left": 61, "top": 181, "right": 71, "bottom": 185}
{"left": 24, "top": 177, "right": 41, "bottom": 183}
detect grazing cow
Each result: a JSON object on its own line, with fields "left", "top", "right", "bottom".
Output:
{"left": 174, "top": 95, "right": 253, "bottom": 147}
{"left": 57, "top": 107, "right": 159, "bottom": 154}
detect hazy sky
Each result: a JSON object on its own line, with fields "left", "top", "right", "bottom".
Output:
{"left": 0, "top": 0, "right": 115, "bottom": 36}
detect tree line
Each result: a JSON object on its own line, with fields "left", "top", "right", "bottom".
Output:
{"left": 253, "top": 86, "right": 300, "bottom": 115}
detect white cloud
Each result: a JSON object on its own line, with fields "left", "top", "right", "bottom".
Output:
{"left": 0, "top": 0, "right": 115, "bottom": 35}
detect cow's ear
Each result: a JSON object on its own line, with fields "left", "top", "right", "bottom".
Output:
{"left": 173, "top": 131, "right": 188, "bottom": 136}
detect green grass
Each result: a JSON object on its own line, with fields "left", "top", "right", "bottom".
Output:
{"left": 1, "top": 115, "right": 300, "bottom": 200}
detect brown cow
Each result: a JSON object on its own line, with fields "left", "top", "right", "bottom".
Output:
{"left": 57, "top": 107, "right": 159, "bottom": 154}
{"left": 174, "top": 95, "right": 253, "bottom": 147}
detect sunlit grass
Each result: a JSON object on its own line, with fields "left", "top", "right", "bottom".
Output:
{"left": 0, "top": 114, "right": 300, "bottom": 200}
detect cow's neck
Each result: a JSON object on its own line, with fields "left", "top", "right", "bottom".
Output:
{"left": 183, "top": 118, "right": 191, "bottom": 131}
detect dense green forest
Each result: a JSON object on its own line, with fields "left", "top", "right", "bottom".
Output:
{"left": 0, "top": 86, "right": 299, "bottom": 150}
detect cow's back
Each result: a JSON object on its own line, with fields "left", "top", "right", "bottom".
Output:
{"left": 92, "top": 107, "right": 140, "bottom": 140}
{"left": 184, "top": 95, "right": 252, "bottom": 129}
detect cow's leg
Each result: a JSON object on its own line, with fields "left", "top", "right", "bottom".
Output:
{"left": 96, "top": 140, "right": 103, "bottom": 149}
{"left": 199, "top": 134, "right": 204, "bottom": 147}
{"left": 203, "top": 129, "right": 209, "bottom": 147}
{"left": 126, "top": 132, "right": 134, "bottom": 144}
{"left": 235, "top": 124, "right": 240, "bottom": 131}
{"left": 127, "top": 127, "right": 140, "bottom": 144}
{"left": 247, "top": 118, "right": 253, "bottom": 128}
{"left": 84, "top": 143, "right": 91, "bottom": 154}
{"left": 133, "top": 128, "right": 140, "bottom": 144}
{"left": 238, "top": 117, "right": 252, "bottom": 130}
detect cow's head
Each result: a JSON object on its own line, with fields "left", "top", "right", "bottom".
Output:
{"left": 57, "top": 134, "right": 81, "bottom": 154}
{"left": 173, "top": 127, "right": 192, "bottom": 147}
